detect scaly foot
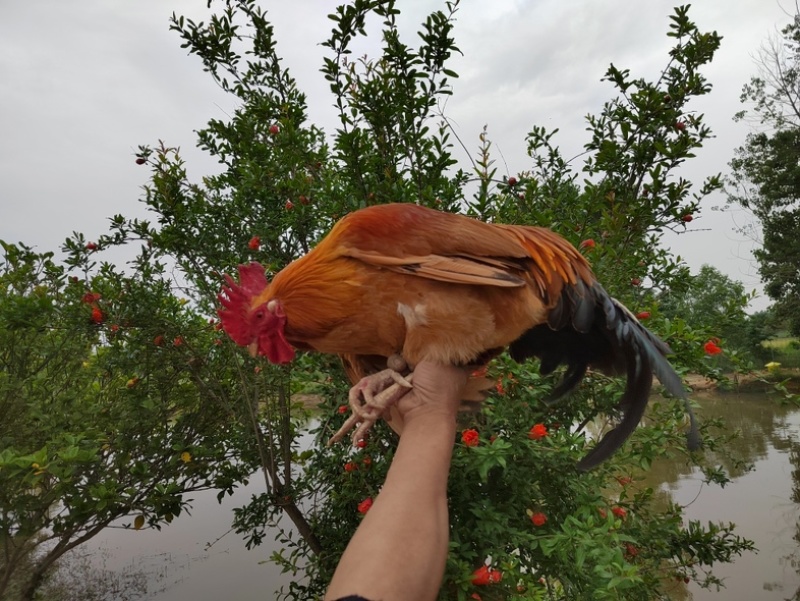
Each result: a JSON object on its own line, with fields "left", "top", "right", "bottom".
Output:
{"left": 327, "top": 369, "right": 414, "bottom": 446}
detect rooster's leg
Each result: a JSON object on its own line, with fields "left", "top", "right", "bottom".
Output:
{"left": 327, "top": 364, "right": 413, "bottom": 446}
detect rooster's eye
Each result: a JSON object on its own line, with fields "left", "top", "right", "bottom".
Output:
{"left": 254, "top": 311, "right": 264, "bottom": 320}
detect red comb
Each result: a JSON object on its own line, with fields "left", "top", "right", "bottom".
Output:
{"left": 217, "top": 263, "right": 269, "bottom": 346}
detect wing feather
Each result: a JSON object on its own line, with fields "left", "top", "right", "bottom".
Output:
{"left": 344, "top": 248, "right": 526, "bottom": 287}
{"left": 329, "top": 204, "right": 594, "bottom": 300}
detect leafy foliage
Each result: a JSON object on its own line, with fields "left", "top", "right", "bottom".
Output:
{"left": 0, "top": 240, "right": 255, "bottom": 600}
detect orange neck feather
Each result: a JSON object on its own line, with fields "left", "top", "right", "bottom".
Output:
{"left": 253, "top": 249, "right": 363, "bottom": 341}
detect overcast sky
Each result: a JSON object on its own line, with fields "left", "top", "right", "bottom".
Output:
{"left": 0, "top": 1, "right": 791, "bottom": 311}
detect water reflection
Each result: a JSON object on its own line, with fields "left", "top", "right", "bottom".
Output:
{"left": 644, "top": 392, "right": 800, "bottom": 600}
{"left": 78, "top": 478, "right": 296, "bottom": 600}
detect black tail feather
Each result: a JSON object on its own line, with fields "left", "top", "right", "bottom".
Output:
{"left": 509, "top": 283, "right": 700, "bottom": 469}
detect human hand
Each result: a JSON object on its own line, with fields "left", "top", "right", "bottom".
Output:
{"left": 386, "top": 361, "right": 467, "bottom": 433}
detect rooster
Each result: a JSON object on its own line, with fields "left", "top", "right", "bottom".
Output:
{"left": 218, "top": 203, "right": 698, "bottom": 470}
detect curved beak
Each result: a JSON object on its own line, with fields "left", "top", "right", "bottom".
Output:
{"left": 247, "top": 341, "right": 259, "bottom": 358}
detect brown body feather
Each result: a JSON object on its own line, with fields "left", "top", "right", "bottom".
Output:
{"left": 232, "top": 203, "right": 696, "bottom": 469}
{"left": 254, "top": 204, "right": 593, "bottom": 365}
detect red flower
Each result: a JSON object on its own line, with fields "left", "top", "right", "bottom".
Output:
{"left": 616, "top": 476, "right": 632, "bottom": 486}
{"left": 507, "top": 176, "right": 518, "bottom": 187}
{"left": 153, "top": 335, "right": 165, "bottom": 347}
{"left": 528, "top": 423, "right": 548, "bottom": 440}
{"left": 356, "top": 439, "right": 367, "bottom": 449}
{"left": 635, "top": 311, "right": 651, "bottom": 320}
{"left": 579, "top": 239, "right": 596, "bottom": 250}
{"left": 598, "top": 507, "right": 608, "bottom": 519}
{"left": 357, "top": 498, "right": 373, "bottom": 514}
{"left": 285, "top": 200, "right": 294, "bottom": 210}
{"left": 344, "top": 462, "right": 358, "bottom": 472}
{"left": 362, "top": 456, "right": 372, "bottom": 466}
{"left": 90, "top": 306, "right": 104, "bottom": 324}
{"left": 461, "top": 429, "right": 480, "bottom": 447}
{"left": 248, "top": 236, "right": 261, "bottom": 251}
{"left": 173, "top": 336, "right": 184, "bottom": 347}
{"left": 85, "top": 242, "right": 98, "bottom": 251}
{"left": 681, "top": 214, "right": 693, "bottom": 222}
{"left": 612, "top": 506, "right": 627, "bottom": 519}
{"left": 704, "top": 340, "right": 722, "bottom": 355}
{"left": 470, "top": 365, "right": 488, "bottom": 378}
{"left": 81, "top": 291, "right": 101, "bottom": 304}
{"left": 471, "top": 565, "right": 502, "bottom": 586}
{"left": 337, "top": 405, "right": 348, "bottom": 414}
{"left": 531, "top": 512, "right": 547, "bottom": 527}
{"left": 471, "top": 566, "right": 491, "bottom": 586}
{"left": 110, "top": 324, "right": 119, "bottom": 333}
{"left": 495, "top": 377, "right": 505, "bottom": 395}
{"left": 625, "top": 543, "right": 639, "bottom": 558}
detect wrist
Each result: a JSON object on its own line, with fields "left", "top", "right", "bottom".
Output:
{"left": 401, "top": 405, "right": 457, "bottom": 429}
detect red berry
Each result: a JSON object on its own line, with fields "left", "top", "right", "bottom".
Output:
{"left": 173, "top": 336, "right": 184, "bottom": 347}
{"left": 85, "top": 242, "right": 98, "bottom": 251}
{"left": 635, "top": 311, "right": 651, "bottom": 320}
{"left": 285, "top": 200, "right": 294, "bottom": 210}
{"left": 135, "top": 157, "right": 146, "bottom": 165}
{"left": 356, "top": 439, "right": 367, "bottom": 448}
{"left": 248, "top": 235, "right": 261, "bottom": 250}
{"left": 298, "top": 195, "right": 310, "bottom": 206}
{"left": 269, "top": 124, "right": 280, "bottom": 135}
{"left": 681, "top": 214, "right": 693, "bottom": 222}
{"left": 630, "top": 277, "right": 641, "bottom": 287}
{"left": 579, "top": 239, "right": 596, "bottom": 250}
{"left": 674, "top": 121, "right": 686, "bottom": 131}
{"left": 507, "top": 176, "right": 518, "bottom": 187}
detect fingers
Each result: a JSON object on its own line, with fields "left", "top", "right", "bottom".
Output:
{"left": 408, "top": 361, "right": 468, "bottom": 407}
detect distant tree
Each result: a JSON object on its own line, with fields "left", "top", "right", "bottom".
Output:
{"left": 658, "top": 265, "right": 750, "bottom": 331}
{"left": 657, "top": 265, "right": 772, "bottom": 362}
{"left": 728, "top": 9, "right": 800, "bottom": 336}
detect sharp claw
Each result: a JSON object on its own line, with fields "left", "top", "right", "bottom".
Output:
{"left": 327, "top": 369, "right": 414, "bottom": 445}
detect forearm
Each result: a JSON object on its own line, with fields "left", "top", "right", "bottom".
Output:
{"left": 325, "top": 413, "right": 456, "bottom": 601}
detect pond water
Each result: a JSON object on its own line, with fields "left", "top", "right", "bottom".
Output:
{"left": 77, "top": 391, "right": 800, "bottom": 600}
{"left": 645, "top": 391, "right": 800, "bottom": 600}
